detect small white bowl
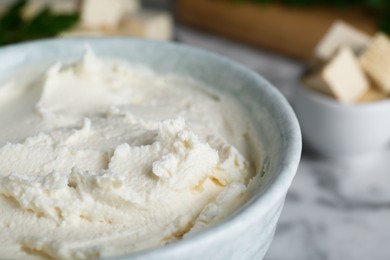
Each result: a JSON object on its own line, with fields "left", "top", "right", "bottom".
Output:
{"left": 293, "top": 84, "right": 390, "bottom": 159}
{"left": 0, "top": 38, "right": 301, "bottom": 259}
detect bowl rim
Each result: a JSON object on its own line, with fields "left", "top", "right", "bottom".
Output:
{"left": 296, "top": 82, "right": 390, "bottom": 111}
{"left": 0, "top": 37, "right": 302, "bottom": 259}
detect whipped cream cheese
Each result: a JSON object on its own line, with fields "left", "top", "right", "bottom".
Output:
{"left": 0, "top": 50, "right": 258, "bottom": 259}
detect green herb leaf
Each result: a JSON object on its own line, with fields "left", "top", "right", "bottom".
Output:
{"left": 0, "top": 0, "right": 26, "bottom": 29}
{"left": 0, "top": 0, "right": 79, "bottom": 46}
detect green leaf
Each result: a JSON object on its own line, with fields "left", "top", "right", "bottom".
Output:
{"left": 0, "top": 0, "right": 79, "bottom": 46}
{"left": 379, "top": 17, "right": 390, "bottom": 33}
{"left": 0, "top": 0, "right": 27, "bottom": 29}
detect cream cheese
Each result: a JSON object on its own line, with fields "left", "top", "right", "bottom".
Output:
{"left": 0, "top": 50, "right": 258, "bottom": 259}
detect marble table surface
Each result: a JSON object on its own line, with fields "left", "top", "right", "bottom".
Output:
{"left": 176, "top": 26, "right": 390, "bottom": 260}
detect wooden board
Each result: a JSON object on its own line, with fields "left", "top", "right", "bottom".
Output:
{"left": 176, "top": 0, "right": 377, "bottom": 59}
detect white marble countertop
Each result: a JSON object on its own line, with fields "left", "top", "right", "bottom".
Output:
{"left": 176, "top": 26, "right": 390, "bottom": 260}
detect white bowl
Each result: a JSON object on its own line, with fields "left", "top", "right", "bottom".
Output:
{"left": 0, "top": 38, "right": 301, "bottom": 260}
{"left": 293, "top": 83, "right": 390, "bottom": 159}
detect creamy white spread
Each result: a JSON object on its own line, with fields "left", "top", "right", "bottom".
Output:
{"left": 0, "top": 50, "right": 257, "bottom": 259}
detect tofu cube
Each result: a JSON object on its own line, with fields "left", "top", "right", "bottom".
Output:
{"left": 50, "top": 0, "right": 80, "bottom": 14}
{"left": 359, "top": 33, "right": 390, "bottom": 93}
{"left": 82, "top": 0, "right": 139, "bottom": 29}
{"left": 303, "top": 73, "right": 333, "bottom": 96}
{"left": 60, "top": 26, "right": 108, "bottom": 37}
{"left": 358, "top": 88, "right": 388, "bottom": 103}
{"left": 315, "top": 21, "right": 371, "bottom": 61}
{"left": 321, "top": 46, "right": 369, "bottom": 103}
{"left": 22, "top": 0, "right": 79, "bottom": 19}
{"left": 121, "top": 11, "right": 173, "bottom": 41}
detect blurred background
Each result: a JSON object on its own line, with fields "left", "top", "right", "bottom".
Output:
{"left": 1, "top": 0, "right": 390, "bottom": 259}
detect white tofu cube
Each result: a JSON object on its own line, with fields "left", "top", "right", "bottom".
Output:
{"left": 60, "top": 26, "right": 108, "bottom": 37}
{"left": 359, "top": 33, "right": 390, "bottom": 93}
{"left": 50, "top": 0, "right": 80, "bottom": 14}
{"left": 22, "top": 0, "right": 79, "bottom": 19}
{"left": 121, "top": 11, "right": 173, "bottom": 41}
{"left": 358, "top": 88, "right": 388, "bottom": 103}
{"left": 314, "top": 20, "right": 371, "bottom": 61}
{"left": 321, "top": 46, "right": 369, "bottom": 103}
{"left": 82, "top": 0, "right": 140, "bottom": 29}
{"left": 303, "top": 73, "right": 333, "bottom": 96}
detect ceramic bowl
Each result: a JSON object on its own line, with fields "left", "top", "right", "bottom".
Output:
{"left": 0, "top": 38, "right": 301, "bottom": 260}
{"left": 293, "top": 83, "right": 390, "bottom": 159}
